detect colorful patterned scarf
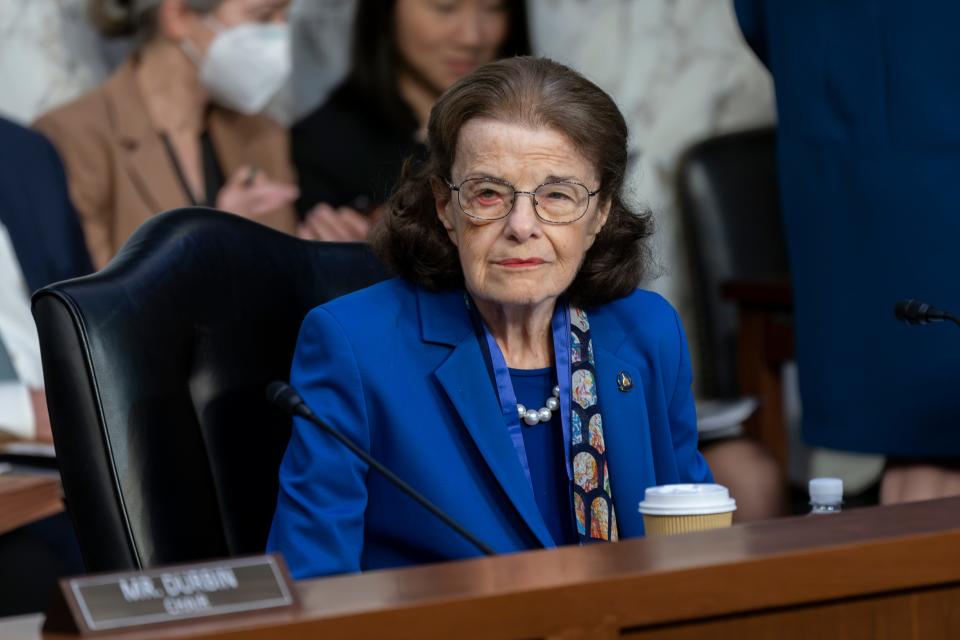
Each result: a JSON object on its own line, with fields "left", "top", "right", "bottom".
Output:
{"left": 570, "top": 307, "right": 618, "bottom": 542}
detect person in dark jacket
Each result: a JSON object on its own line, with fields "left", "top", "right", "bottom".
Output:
{"left": 0, "top": 118, "right": 92, "bottom": 295}
{"left": 0, "top": 117, "right": 92, "bottom": 442}
{"left": 0, "top": 116, "right": 87, "bottom": 616}
{"left": 293, "top": 0, "right": 530, "bottom": 241}
{"left": 735, "top": 0, "right": 960, "bottom": 502}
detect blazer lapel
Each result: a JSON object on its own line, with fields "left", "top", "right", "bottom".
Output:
{"left": 592, "top": 342, "right": 657, "bottom": 538}
{"left": 420, "top": 288, "right": 555, "bottom": 549}
{"left": 208, "top": 109, "right": 246, "bottom": 180}
{"left": 105, "top": 60, "right": 192, "bottom": 215}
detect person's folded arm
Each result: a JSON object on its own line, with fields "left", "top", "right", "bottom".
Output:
{"left": 267, "top": 306, "right": 371, "bottom": 579}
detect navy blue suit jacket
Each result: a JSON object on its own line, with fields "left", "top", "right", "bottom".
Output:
{"left": 268, "top": 279, "right": 712, "bottom": 579}
{"left": 0, "top": 118, "right": 91, "bottom": 291}
{"left": 736, "top": 1, "right": 960, "bottom": 455}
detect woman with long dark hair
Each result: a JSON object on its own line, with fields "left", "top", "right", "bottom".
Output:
{"left": 293, "top": 0, "right": 530, "bottom": 241}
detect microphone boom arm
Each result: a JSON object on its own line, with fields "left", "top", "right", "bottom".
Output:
{"left": 267, "top": 381, "right": 496, "bottom": 557}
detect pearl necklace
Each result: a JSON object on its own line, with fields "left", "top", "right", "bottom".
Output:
{"left": 518, "top": 385, "right": 561, "bottom": 426}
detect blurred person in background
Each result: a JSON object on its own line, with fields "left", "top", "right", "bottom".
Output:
{"left": 293, "top": 0, "right": 530, "bottom": 242}
{"left": 34, "top": 0, "right": 299, "bottom": 270}
{"left": 736, "top": 0, "right": 960, "bottom": 504}
{"left": 0, "top": 117, "right": 88, "bottom": 616}
{"left": 0, "top": 118, "right": 92, "bottom": 443}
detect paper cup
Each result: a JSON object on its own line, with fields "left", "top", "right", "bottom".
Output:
{"left": 638, "top": 484, "right": 737, "bottom": 536}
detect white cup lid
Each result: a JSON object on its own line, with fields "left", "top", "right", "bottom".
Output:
{"left": 637, "top": 483, "right": 737, "bottom": 516}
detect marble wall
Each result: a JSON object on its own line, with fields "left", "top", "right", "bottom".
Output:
{"left": 0, "top": 0, "right": 110, "bottom": 124}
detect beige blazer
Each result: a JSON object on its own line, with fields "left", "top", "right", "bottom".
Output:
{"left": 34, "top": 58, "right": 297, "bottom": 269}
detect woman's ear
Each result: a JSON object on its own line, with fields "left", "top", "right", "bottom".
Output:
{"left": 431, "top": 176, "right": 458, "bottom": 245}
{"left": 585, "top": 197, "right": 612, "bottom": 248}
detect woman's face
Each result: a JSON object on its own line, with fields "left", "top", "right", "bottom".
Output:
{"left": 435, "top": 119, "right": 610, "bottom": 310}
{"left": 394, "top": 0, "right": 510, "bottom": 95}
{"left": 181, "top": 0, "right": 289, "bottom": 54}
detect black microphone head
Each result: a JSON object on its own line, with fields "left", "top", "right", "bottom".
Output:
{"left": 265, "top": 381, "right": 306, "bottom": 415}
{"left": 895, "top": 299, "right": 924, "bottom": 324}
{"left": 894, "top": 299, "right": 950, "bottom": 325}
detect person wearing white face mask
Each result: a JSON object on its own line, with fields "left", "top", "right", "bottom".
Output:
{"left": 34, "top": 0, "right": 299, "bottom": 270}
{"left": 184, "top": 12, "right": 292, "bottom": 117}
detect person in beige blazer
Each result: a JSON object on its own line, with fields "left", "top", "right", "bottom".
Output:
{"left": 35, "top": 0, "right": 298, "bottom": 269}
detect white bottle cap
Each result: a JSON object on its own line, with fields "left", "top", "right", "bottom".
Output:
{"left": 809, "top": 477, "right": 843, "bottom": 505}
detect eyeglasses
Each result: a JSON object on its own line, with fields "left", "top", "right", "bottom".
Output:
{"left": 446, "top": 177, "right": 600, "bottom": 225}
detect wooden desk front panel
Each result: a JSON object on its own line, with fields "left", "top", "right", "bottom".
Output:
{"left": 625, "top": 583, "right": 960, "bottom": 640}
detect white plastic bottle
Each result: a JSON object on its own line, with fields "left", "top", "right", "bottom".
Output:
{"left": 808, "top": 477, "right": 843, "bottom": 514}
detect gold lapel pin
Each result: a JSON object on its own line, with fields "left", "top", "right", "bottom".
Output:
{"left": 617, "top": 371, "right": 633, "bottom": 392}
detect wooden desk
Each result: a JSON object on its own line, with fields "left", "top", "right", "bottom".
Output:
{"left": 721, "top": 277, "right": 794, "bottom": 472}
{"left": 30, "top": 497, "right": 960, "bottom": 639}
{"left": 0, "top": 472, "right": 63, "bottom": 535}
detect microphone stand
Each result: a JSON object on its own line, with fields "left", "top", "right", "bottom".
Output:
{"left": 267, "top": 382, "right": 496, "bottom": 557}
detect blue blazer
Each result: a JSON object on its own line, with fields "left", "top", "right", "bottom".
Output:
{"left": 0, "top": 118, "right": 91, "bottom": 291}
{"left": 268, "top": 278, "right": 711, "bottom": 579}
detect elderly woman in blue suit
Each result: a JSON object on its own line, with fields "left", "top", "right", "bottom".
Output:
{"left": 268, "top": 57, "right": 713, "bottom": 579}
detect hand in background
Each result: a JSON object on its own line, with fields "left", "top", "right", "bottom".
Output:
{"left": 297, "top": 203, "right": 373, "bottom": 241}
{"left": 881, "top": 464, "right": 960, "bottom": 504}
{"left": 30, "top": 388, "right": 53, "bottom": 443}
{"left": 216, "top": 165, "right": 299, "bottom": 218}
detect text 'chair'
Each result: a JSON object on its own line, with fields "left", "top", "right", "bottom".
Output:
{"left": 32, "top": 209, "right": 391, "bottom": 572}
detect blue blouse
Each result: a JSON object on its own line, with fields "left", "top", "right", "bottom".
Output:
{"left": 509, "top": 367, "right": 578, "bottom": 546}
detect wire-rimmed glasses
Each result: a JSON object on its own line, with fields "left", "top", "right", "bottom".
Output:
{"left": 446, "top": 177, "right": 600, "bottom": 225}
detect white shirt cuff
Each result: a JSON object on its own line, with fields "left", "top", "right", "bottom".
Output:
{"left": 0, "top": 381, "right": 35, "bottom": 439}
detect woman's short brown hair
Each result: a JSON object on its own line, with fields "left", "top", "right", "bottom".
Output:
{"left": 88, "top": 0, "right": 221, "bottom": 39}
{"left": 371, "top": 56, "right": 653, "bottom": 308}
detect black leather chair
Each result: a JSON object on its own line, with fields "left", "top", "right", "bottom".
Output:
{"left": 31, "top": 209, "right": 391, "bottom": 573}
{"left": 676, "top": 127, "right": 789, "bottom": 399}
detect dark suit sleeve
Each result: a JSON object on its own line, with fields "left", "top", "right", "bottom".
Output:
{"left": 0, "top": 121, "right": 92, "bottom": 292}
{"left": 666, "top": 308, "right": 714, "bottom": 484}
{"left": 39, "top": 134, "right": 93, "bottom": 283}
{"left": 267, "top": 306, "right": 371, "bottom": 579}
{"left": 734, "top": 0, "right": 770, "bottom": 67}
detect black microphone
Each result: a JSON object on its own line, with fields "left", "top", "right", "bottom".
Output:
{"left": 265, "top": 381, "right": 496, "bottom": 557}
{"left": 894, "top": 299, "right": 960, "bottom": 328}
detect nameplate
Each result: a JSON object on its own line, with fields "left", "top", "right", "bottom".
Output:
{"left": 45, "top": 554, "right": 297, "bottom": 635}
